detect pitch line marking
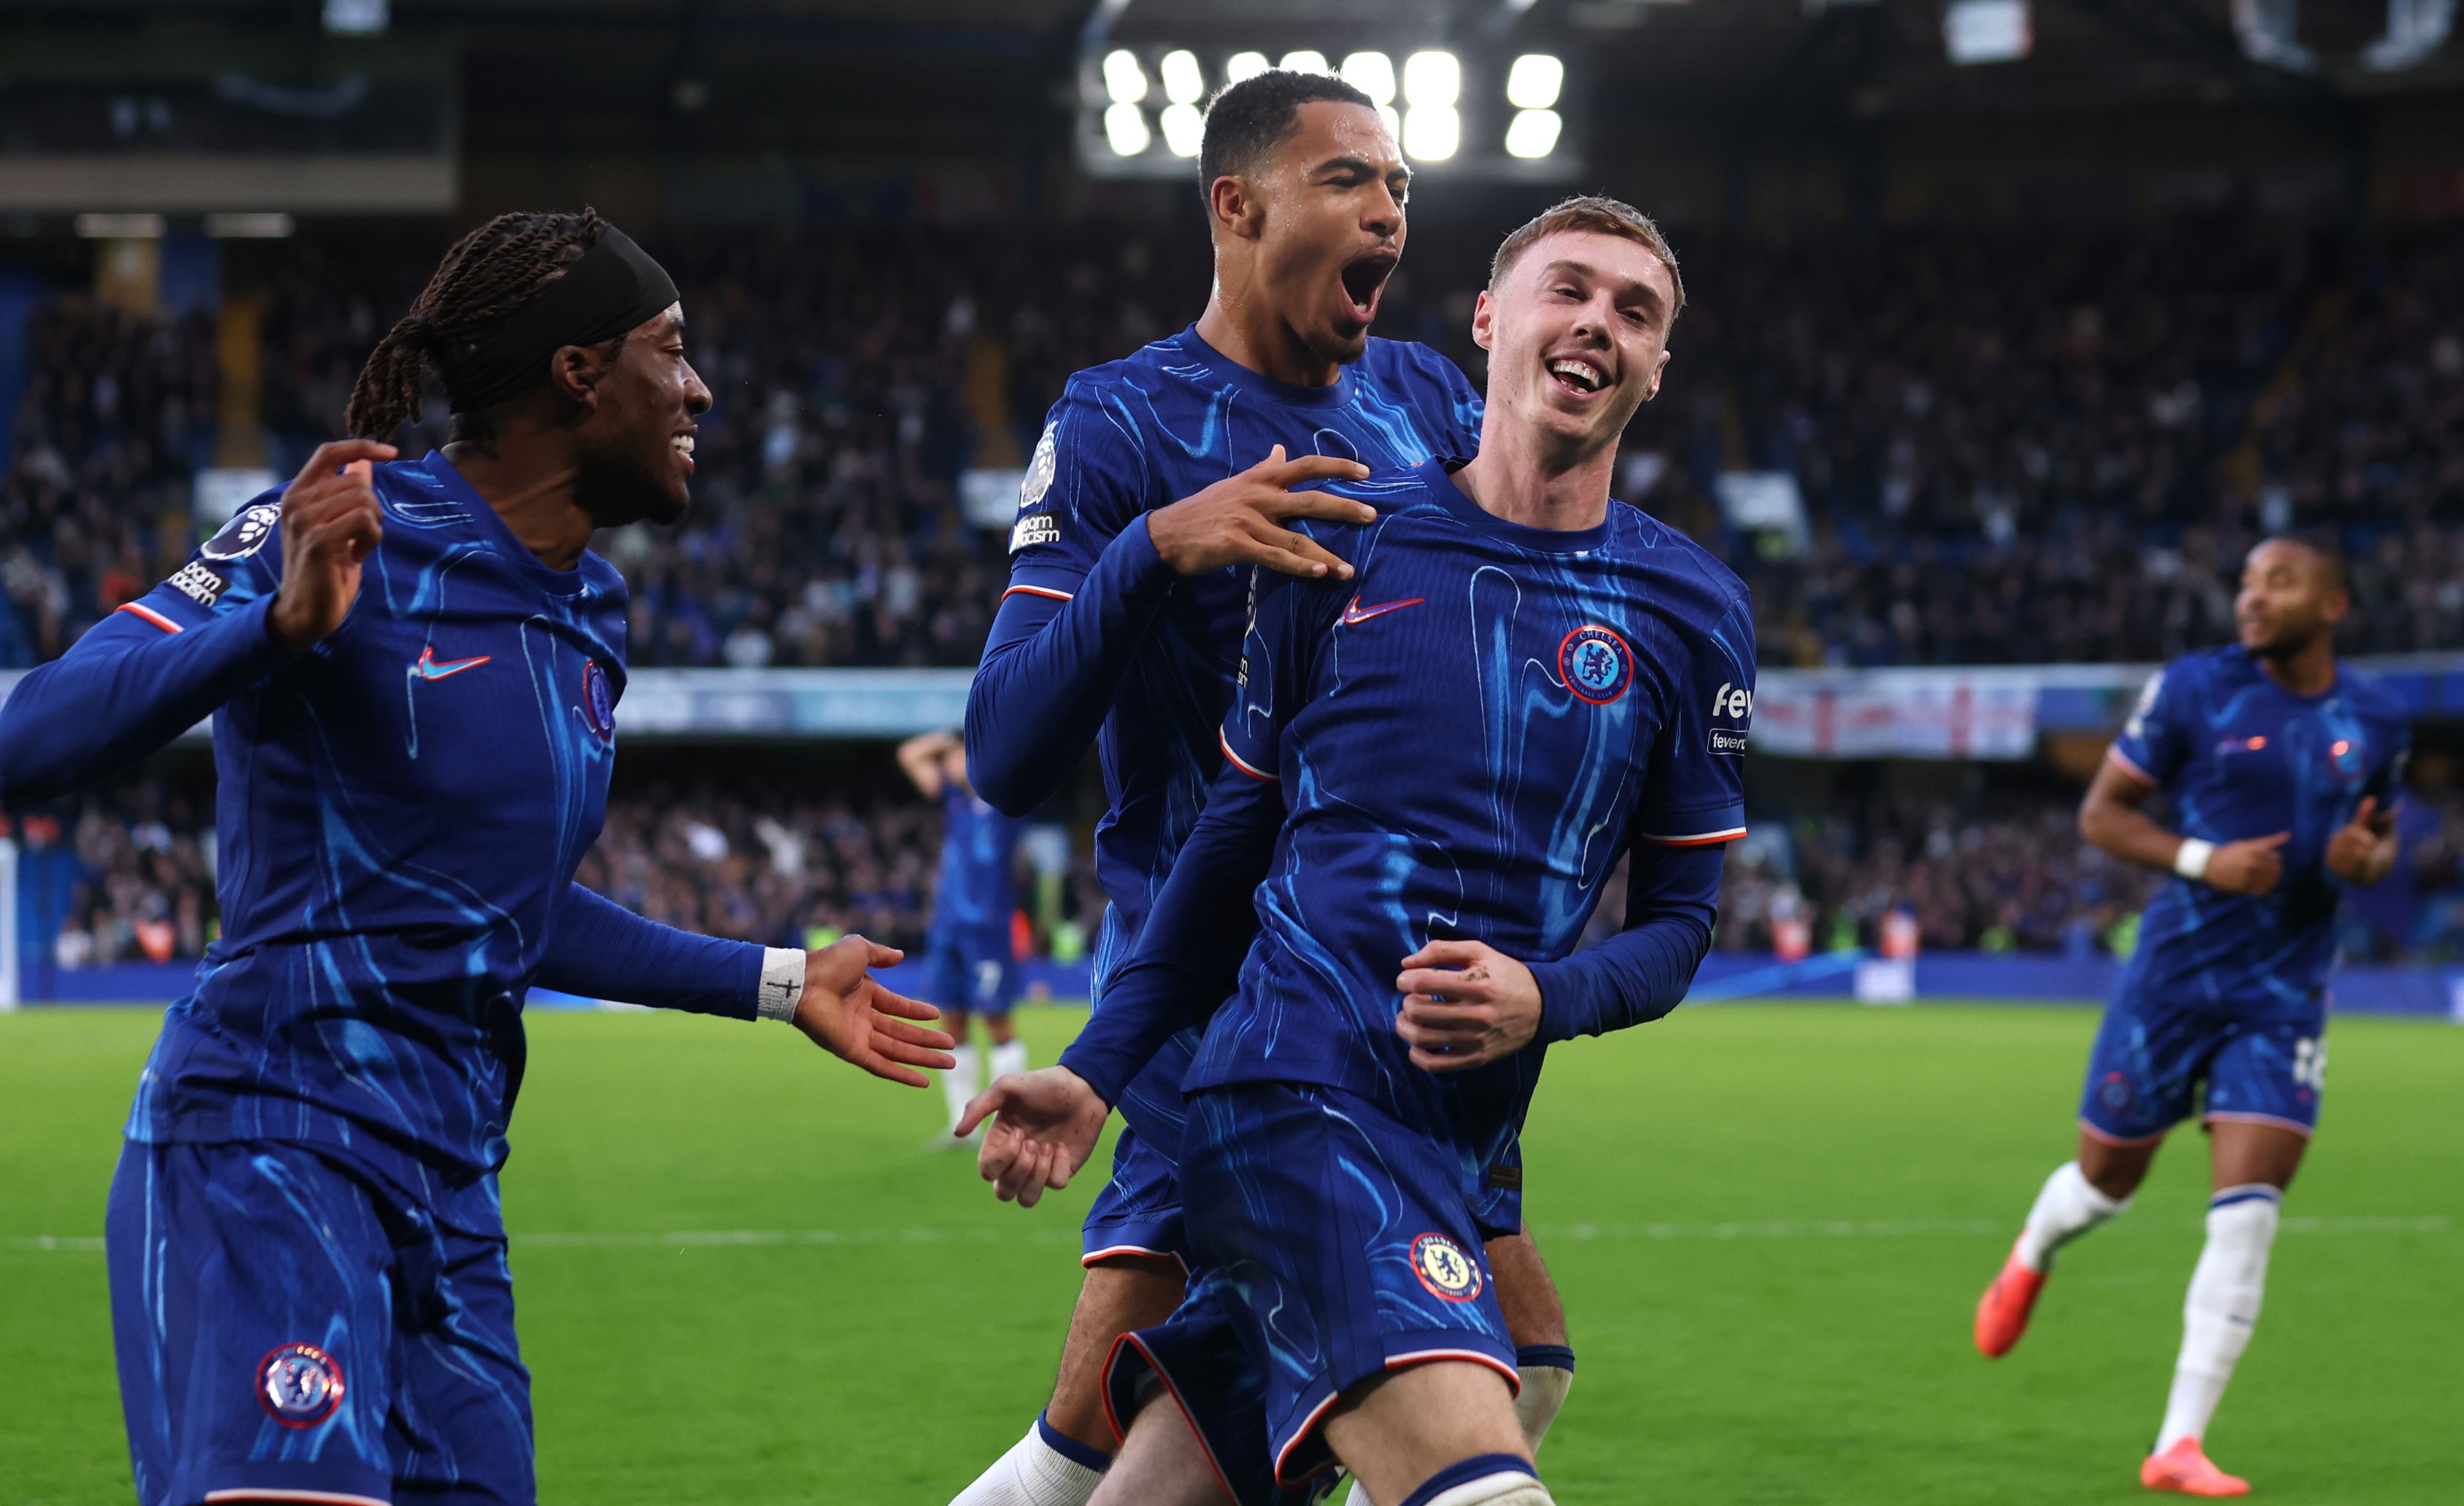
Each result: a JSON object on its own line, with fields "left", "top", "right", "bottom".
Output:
{"left": 7, "top": 1215, "right": 2449, "bottom": 1256}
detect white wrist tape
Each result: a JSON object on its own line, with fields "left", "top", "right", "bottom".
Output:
{"left": 2174, "top": 838, "right": 2215, "bottom": 882}
{"left": 755, "top": 948, "right": 806, "bottom": 1022}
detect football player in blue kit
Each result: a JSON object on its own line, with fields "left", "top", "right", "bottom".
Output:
{"left": 901, "top": 728, "right": 1032, "bottom": 1143}
{"left": 1974, "top": 536, "right": 2409, "bottom": 1499}
{"left": 0, "top": 210, "right": 954, "bottom": 1506}
{"left": 952, "top": 72, "right": 1575, "bottom": 1506}
{"left": 962, "top": 198, "right": 1747, "bottom": 1506}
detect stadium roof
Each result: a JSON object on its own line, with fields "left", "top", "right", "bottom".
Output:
{"left": 3, "top": 1, "right": 2455, "bottom": 160}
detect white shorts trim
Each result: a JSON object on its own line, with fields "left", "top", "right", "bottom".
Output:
{"left": 204, "top": 1490, "right": 390, "bottom": 1506}
{"left": 1081, "top": 1243, "right": 1192, "bottom": 1277}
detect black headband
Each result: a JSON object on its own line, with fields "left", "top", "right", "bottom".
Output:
{"left": 441, "top": 225, "right": 679, "bottom": 413}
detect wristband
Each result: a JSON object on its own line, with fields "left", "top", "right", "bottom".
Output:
{"left": 755, "top": 947, "right": 806, "bottom": 1022}
{"left": 2173, "top": 838, "right": 2214, "bottom": 882}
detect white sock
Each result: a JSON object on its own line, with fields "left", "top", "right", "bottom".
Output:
{"left": 991, "top": 1038, "right": 1028, "bottom": 1081}
{"left": 943, "top": 1043, "right": 980, "bottom": 1132}
{"left": 2155, "top": 1187, "right": 2282, "bottom": 1453}
{"left": 1419, "top": 1473, "right": 1554, "bottom": 1506}
{"left": 2015, "top": 1160, "right": 2130, "bottom": 1272}
{"left": 1513, "top": 1361, "right": 1574, "bottom": 1454}
{"left": 949, "top": 1416, "right": 1105, "bottom": 1506}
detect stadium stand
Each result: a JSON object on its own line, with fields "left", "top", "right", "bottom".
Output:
{"left": 7, "top": 211, "right": 2461, "bottom": 673}
{"left": 31, "top": 768, "right": 2463, "bottom": 971}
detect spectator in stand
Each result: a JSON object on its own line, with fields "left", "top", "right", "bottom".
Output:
{"left": 7, "top": 210, "right": 2463, "bottom": 673}
{"left": 27, "top": 771, "right": 2458, "bottom": 974}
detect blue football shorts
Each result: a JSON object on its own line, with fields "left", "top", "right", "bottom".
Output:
{"left": 1105, "top": 1081, "right": 1518, "bottom": 1500}
{"left": 925, "top": 925, "right": 1019, "bottom": 1018}
{"left": 107, "top": 1139, "right": 533, "bottom": 1506}
{"left": 2078, "top": 991, "right": 2328, "bottom": 1145}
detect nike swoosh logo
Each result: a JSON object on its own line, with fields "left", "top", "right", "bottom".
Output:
{"left": 1340, "top": 595, "right": 1424, "bottom": 626}
{"left": 411, "top": 646, "right": 493, "bottom": 681}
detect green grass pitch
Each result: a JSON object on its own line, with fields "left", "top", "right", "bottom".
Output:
{"left": 4, "top": 1001, "right": 2456, "bottom": 1505}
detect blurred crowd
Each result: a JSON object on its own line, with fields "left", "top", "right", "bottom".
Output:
{"left": 36, "top": 767, "right": 2464, "bottom": 973}
{"left": 1, "top": 301, "right": 217, "bottom": 666}
{"left": 6, "top": 206, "right": 2463, "bottom": 671}
{"left": 31, "top": 762, "right": 1110, "bottom": 973}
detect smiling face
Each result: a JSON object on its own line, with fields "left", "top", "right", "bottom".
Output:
{"left": 1227, "top": 100, "right": 1410, "bottom": 366}
{"left": 2236, "top": 538, "right": 2347, "bottom": 658}
{"left": 1472, "top": 228, "right": 1677, "bottom": 460}
{"left": 569, "top": 303, "right": 712, "bottom": 527}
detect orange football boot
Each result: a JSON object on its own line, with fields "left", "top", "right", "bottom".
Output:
{"left": 1973, "top": 1239, "right": 2047, "bottom": 1358}
{"left": 2140, "top": 1437, "right": 2250, "bottom": 1497}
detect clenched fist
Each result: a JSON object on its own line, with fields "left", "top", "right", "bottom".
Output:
{"left": 267, "top": 440, "right": 396, "bottom": 654}
{"left": 2323, "top": 796, "right": 2397, "bottom": 887}
{"left": 2201, "top": 832, "right": 2290, "bottom": 895}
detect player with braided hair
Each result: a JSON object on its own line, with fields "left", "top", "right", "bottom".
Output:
{"left": 0, "top": 210, "right": 956, "bottom": 1506}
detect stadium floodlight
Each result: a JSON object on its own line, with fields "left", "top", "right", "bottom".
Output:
{"left": 1227, "top": 51, "right": 1270, "bottom": 84}
{"left": 1102, "top": 49, "right": 1150, "bottom": 104}
{"left": 1341, "top": 52, "right": 1398, "bottom": 107}
{"left": 1103, "top": 101, "right": 1151, "bottom": 156}
{"left": 1503, "top": 109, "right": 1561, "bottom": 160}
{"left": 323, "top": 0, "right": 386, "bottom": 35}
{"left": 1378, "top": 104, "right": 1401, "bottom": 139}
{"left": 1159, "top": 50, "right": 1205, "bottom": 106}
{"left": 1281, "top": 50, "right": 1331, "bottom": 76}
{"left": 1942, "top": 0, "right": 2032, "bottom": 66}
{"left": 1506, "top": 54, "right": 1564, "bottom": 111}
{"left": 1159, "top": 102, "right": 1205, "bottom": 158}
{"left": 1402, "top": 50, "right": 1461, "bottom": 108}
{"left": 1402, "top": 104, "right": 1459, "bottom": 161}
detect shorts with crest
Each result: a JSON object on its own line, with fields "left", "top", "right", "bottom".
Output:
{"left": 1104, "top": 1081, "right": 1518, "bottom": 1501}
{"left": 107, "top": 1138, "right": 532, "bottom": 1506}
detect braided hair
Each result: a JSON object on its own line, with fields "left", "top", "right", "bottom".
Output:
{"left": 345, "top": 206, "right": 608, "bottom": 445}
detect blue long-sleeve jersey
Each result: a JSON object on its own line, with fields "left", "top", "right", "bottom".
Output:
{"left": 2109, "top": 645, "right": 2411, "bottom": 1018}
{"left": 1061, "top": 458, "right": 1752, "bottom": 1225}
{"left": 0, "top": 452, "right": 765, "bottom": 1186}
{"left": 963, "top": 325, "right": 1483, "bottom": 1147}
{"left": 932, "top": 784, "right": 1024, "bottom": 944}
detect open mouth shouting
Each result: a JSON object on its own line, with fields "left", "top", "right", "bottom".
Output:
{"left": 1338, "top": 247, "right": 1399, "bottom": 324}
{"left": 671, "top": 428, "right": 698, "bottom": 474}
{"left": 1545, "top": 352, "right": 1612, "bottom": 398}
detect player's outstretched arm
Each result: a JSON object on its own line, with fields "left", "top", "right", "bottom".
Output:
{"left": 0, "top": 441, "right": 392, "bottom": 803}
{"left": 956, "top": 1066, "right": 1109, "bottom": 1207}
{"left": 2081, "top": 757, "right": 2287, "bottom": 895}
{"left": 791, "top": 935, "right": 957, "bottom": 1088}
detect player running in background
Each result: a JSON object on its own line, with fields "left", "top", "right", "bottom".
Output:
{"left": 0, "top": 209, "right": 952, "bottom": 1506}
{"left": 965, "top": 198, "right": 1747, "bottom": 1506}
{"left": 952, "top": 71, "right": 1579, "bottom": 1506}
{"left": 903, "top": 728, "right": 1031, "bottom": 1145}
{"left": 1973, "top": 536, "right": 2408, "bottom": 1499}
